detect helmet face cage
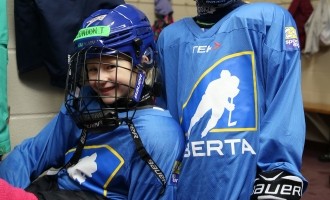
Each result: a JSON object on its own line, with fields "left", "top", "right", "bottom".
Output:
{"left": 65, "top": 46, "right": 140, "bottom": 133}
{"left": 85, "top": 47, "right": 136, "bottom": 106}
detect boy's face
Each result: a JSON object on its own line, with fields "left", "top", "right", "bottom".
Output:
{"left": 86, "top": 55, "right": 137, "bottom": 104}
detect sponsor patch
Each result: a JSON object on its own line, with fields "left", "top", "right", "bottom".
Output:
{"left": 285, "top": 27, "right": 300, "bottom": 50}
{"left": 170, "top": 161, "right": 181, "bottom": 185}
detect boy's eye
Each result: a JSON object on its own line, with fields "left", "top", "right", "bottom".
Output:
{"left": 87, "top": 65, "right": 98, "bottom": 73}
{"left": 105, "top": 64, "right": 117, "bottom": 70}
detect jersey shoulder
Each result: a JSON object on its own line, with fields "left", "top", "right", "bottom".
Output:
{"left": 233, "top": 2, "right": 293, "bottom": 24}
{"left": 134, "top": 108, "right": 184, "bottom": 151}
{"left": 157, "top": 17, "right": 193, "bottom": 46}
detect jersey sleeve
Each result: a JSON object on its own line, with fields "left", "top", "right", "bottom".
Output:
{"left": 128, "top": 110, "right": 184, "bottom": 200}
{"left": 0, "top": 104, "right": 80, "bottom": 188}
{"left": 257, "top": 5, "right": 307, "bottom": 189}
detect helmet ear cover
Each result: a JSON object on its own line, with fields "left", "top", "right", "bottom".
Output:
{"left": 133, "top": 38, "right": 143, "bottom": 58}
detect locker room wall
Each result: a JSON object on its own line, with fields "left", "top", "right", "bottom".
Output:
{"left": 5, "top": 0, "right": 328, "bottom": 149}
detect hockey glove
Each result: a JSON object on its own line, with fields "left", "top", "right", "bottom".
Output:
{"left": 250, "top": 169, "right": 303, "bottom": 200}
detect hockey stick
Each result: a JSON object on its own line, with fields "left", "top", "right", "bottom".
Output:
{"left": 228, "top": 97, "right": 237, "bottom": 127}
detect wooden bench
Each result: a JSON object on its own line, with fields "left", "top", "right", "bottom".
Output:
{"left": 304, "top": 102, "right": 330, "bottom": 115}
{"left": 304, "top": 102, "right": 330, "bottom": 161}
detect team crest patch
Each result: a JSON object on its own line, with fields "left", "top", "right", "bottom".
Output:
{"left": 182, "top": 51, "right": 258, "bottom": 139}
{"left": 285, "top": 27, "right": 300, "bottom": 50}
{"left": 66, "top": 145, "right": 124, "bottom": 196}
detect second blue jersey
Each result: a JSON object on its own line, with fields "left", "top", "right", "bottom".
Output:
{"left": 157, "top": 2, "right": 306, "bottom": 200}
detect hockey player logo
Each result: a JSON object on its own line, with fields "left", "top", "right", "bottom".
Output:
{"left": 186, "top": 70, "right": 240, "bottom": 138}
{"left": 67, "top": 153, "right": 98, "bottom": 184}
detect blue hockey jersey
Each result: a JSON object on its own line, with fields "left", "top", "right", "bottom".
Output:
{"left": 157, "top": 2, "right": 306, "bottom": 200}
{"left": 0, "top": 105, "right": 184, "bottom": 200}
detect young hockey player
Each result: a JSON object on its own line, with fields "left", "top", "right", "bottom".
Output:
{"left": 0, "top": 4, "right": 184, "bottom": 200}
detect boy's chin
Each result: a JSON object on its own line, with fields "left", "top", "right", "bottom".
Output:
{"left": 101, "top": 97, "right": 116, "bottom": 105}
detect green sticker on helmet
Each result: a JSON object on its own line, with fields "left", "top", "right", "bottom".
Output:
{"left": 74, "top": 26, "right": 110, "bottom": 41}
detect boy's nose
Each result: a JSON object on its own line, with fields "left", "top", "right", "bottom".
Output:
{"left": 98, "top": 68, "right": 111, "bottom": 81}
